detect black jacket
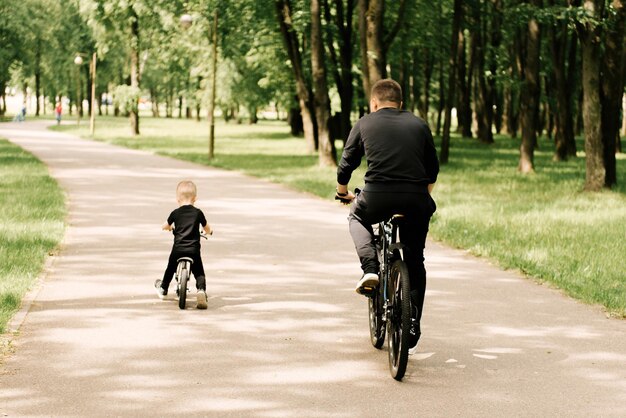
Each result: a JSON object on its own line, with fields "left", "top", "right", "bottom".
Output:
{"left": 337, "top": 108, "right": 439, "bottom": 192}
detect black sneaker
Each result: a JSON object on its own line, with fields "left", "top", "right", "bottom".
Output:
{"left": 409, "top": 306, "right": 421, "bottom": 353}
{"left": 154, "top": 279, "right": 167, "bottom": 299}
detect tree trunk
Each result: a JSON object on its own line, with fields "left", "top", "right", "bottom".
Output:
{"left": 489, "top": 0, "right": 503, "bottom": 135}
{"left": 358, "top": 0, "right": 383, "bottom": 101}
{"left": 456, "top": 13, "right": 472, "bottom": 138}
{"left": 419, "top": 47, "right": 433, "bottom": 122}
{"left": 600, "top": 0, "right": 626, "bottom": 187}
{"left": 129, "top": 6, "right": 140, "bottom": 136}
{"left": 436, "top": 55, "right": 445, "bottom": 137}
{"left": 472, "top": 1, "right": 494, "bottom": 144}
{"left": 358, "top": 0, "right": 406, "bottom": 102}
{"left": 518, "top": 1, "right": 542, "bottom": 173}
{"left": 358, "top": 0, "right": 372, "bottom": 102}
{"left": 549, "top": 8, "right": 576, "bottom": 161}
{"left": 311, "top": 0, "right": 337, "bottom": 167}
{"left": 441, "top": 0, "right": 463, "bottom": 164}
{"left": 276, "top": 0, "right": 317, "bottom": 153}
{"left": 565, "top": 30, "right": 578, "bottom": 157}
{"left": 323, "top": 0, "right": 354, "bottom": 142}
{"left": 411, "top": 48, "right": 420, "bottom": 114}
{"left": 578, "top": 0, "right": 606, "bottom": 190}
{"left": 150, "top": 89, "right": 159, "bottom": 117}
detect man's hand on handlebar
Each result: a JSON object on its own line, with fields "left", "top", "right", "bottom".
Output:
{"left": 335, "top": 189, "right": 356, "bottom": 205}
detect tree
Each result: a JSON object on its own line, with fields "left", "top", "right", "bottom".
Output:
{"left": 322, "top": 0, "right": 356, "bottom": 141}
{"left": 548, "top": 1, "right": 578, "bottom": 161}
{"left": 441, "top": 0, "right": 463, "bottom": 164}
{"left": 358, "top": 0, "right": 407, "bottom": 102}
{"left": 599, "top": 0, "right": 626, "bottom": 187}
{"left": 518, "top": 0, "right": 542, "bottom": 174}
{"left": 312, "top": 0, "right": 338, "bottom": 166}
{"left": 275, "top": 0, "right": 318, "bottom": 153}
{"left": 576, "top": 0, "right": 609, "bottom": 189}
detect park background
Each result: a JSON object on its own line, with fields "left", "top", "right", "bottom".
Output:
{"left": 1, "top": 0, "right": 625, "bottom": 333}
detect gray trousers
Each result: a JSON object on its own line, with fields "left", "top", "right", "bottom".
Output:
{"left": 349, "top": 190, "right": 436, "bottom": 320}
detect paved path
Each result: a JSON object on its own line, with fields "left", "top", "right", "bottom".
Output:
{"left": 1, "top": 121, "right": 624, "bottom": 417}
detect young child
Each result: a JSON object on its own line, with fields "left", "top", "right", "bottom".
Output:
{"left": 155, "top": 180, "right": 212, "bottom": 309}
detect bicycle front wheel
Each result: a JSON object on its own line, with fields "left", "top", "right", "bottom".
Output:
{"left": 178, "top": 268, "right": 189, "bottom": 310}
{"left": 368, "top": 287, "right": 385, "bottom": 349}
{"left": 387, "top": 259, "right": 411, "bottom": 381}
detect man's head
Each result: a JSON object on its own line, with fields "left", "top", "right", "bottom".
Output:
{"left": 176, "top": 180, "right": 197, "bottom": 204}
{"left": 370, "top": 79, "right": 402, "bottom": 112}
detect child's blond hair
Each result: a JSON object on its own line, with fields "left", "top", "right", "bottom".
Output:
{"left": 176, "top": 180, "right": 197, "bottom": 202}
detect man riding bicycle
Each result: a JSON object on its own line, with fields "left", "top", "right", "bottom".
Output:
{"left": 335, "top": 78, "right": 439, "bottom": 350}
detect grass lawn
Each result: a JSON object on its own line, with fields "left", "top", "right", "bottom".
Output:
{"left": 0, "top": 139, "right": 65, "bottom": 333}
{"left": 52, "top": 116, "right": 626, "bottom": 317}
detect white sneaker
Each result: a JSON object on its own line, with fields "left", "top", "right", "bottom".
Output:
{"left": 356, "top": 273, "right": 379, "bottom": 295}
{"left": 196, "top": 290, "right": 208, "bottom": 309}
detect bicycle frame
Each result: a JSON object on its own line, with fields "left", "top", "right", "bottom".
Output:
{"left": 377, "top": 217, "right": 405, "bottom": 323}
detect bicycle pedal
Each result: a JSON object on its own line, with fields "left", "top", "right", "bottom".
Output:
{"left": 359, "top": 286, "right": 376, "bottom": 296}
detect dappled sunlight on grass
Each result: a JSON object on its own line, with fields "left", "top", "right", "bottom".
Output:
{"left": 431, "top": 134, "right": 625, "bottom": 316}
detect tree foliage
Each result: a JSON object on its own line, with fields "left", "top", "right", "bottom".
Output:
{"left": 2, "top": 0, "right": 624, "bottom": 186}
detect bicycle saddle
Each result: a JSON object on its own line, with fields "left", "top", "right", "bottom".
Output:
{"left": 177, "top": 256, "right": 194, "bottom": 263}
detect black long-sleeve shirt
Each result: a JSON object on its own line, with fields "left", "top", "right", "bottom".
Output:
{"left": 337, "top": 108, "right": 439, "bottom": 192}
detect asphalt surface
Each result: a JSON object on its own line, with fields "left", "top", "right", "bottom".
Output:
{"left": 1, "top": 120, "right": 625, "bottom": 417}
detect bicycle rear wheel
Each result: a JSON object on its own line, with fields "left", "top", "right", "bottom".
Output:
{"left": 387, "top": 259, "right": 411, "bottom": 381}
{"left": 368, "top": 287, "right": 385, "bottom": 348}
{"left": 178, "top": 268, "right": 189, "bottom": 310}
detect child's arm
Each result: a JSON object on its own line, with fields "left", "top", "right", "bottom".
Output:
{"left": 203, "top": 224, "right": 212, "bottom": 235}
{"left": 162, "top": 221, "right": 173, "bottom": 231}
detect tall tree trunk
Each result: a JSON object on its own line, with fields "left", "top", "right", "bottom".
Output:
{"left": 441, "top": 0, "right": 463, "bottom": 164}
{"left": 410, "top": 48, "right": 420, "bottom": 114}
{"left": 436, "top": 55, "right": 445, "bottom": 137}
{"left": 85, "top": 65, "right": 92, "bottom": 118}
{"left": 358, "top": 0, "right": 383, "bottom": 100}
{"left": 489, "top": 0, "right": 503, "bottom": 135}
{"left": 150, "top": 89, "right": 159, "bottom": 117}
{"left": 550, "top": 6, "right": 575, "bottom": 161}
{"left": 129, "top": 6, "right": 140, "bottom": 135}
{"left": 600, "top": 0, "right": 626, "bottom": 187}
{"left": 419, "top": 47, "right": 433, "bottom": 122}
{"left": 518, "top": 1, "right": 542, "bottom": 173}
{"left": 323, "top": 0, "right": 355, "bottom": 142}
{"left": 456, "top": 13, "right": 472, "bottom": 138}
{"left": 472, "top": 1, "right": 494, "bottom": 144}
{"left": 358, "top": 0, "right": 406, "bottom": 101}
{"left": 565, "top": 31, "right": 578, "bottom": 157}
{"left": 311, "top": 0, "right": 337, "bottom": 167}
{"left": 276, "top": 0, "right": 317, "bottom": 153}
{"left": 578, "top": 0, "right": 606, "bottom": 190}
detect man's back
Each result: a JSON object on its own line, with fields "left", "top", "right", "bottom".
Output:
{"left": 338, "top": 108, "right": 438, "bottom": 192}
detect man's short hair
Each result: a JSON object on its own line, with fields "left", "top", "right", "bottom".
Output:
{"left": 176, "top": 180, "right": 197, "bottom": 201}
{"left": 371, "top": 79, "right": 402, "bottom": 104}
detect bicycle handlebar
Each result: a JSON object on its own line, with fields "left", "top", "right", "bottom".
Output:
{"left": 334, "top": 187, "right": 361, "bottom": 204}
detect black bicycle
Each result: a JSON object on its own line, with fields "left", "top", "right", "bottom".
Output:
{"left": 337, "top": 190, "right": 414, "bottom": 380}
{"left": 368, "top": 214, "right": 413, "bottom": 380}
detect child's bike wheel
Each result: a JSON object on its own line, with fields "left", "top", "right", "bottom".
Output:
{"left": 178, "top": 269, "right": 189, "bottom": 310}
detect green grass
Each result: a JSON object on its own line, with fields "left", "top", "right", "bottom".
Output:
{"left": 0, "top": 139, "right": 65, "bottom": 333}
{"left": 52, "top": 116, "right": 626, "bottom": 317}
